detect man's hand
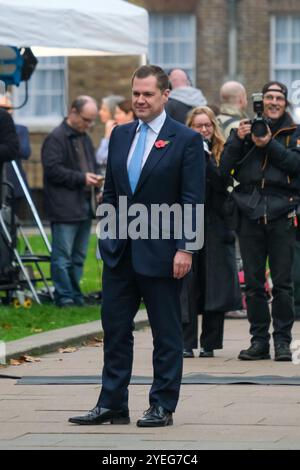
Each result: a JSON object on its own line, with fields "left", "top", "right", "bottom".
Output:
{"left": 251, "top": 127, "right": 272, "bottom": 147}
{"left": 237, "top": 119, "right": 252, "bottom": 140}
{"left": 173, "top": 251, "right": 192, "bottom": 279}
{"left": 85, "top": 173, "right": 104, "bottom": 187}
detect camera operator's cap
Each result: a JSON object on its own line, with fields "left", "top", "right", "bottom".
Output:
{"left": 262, "top": 81, "right": 288, "bottom": 99}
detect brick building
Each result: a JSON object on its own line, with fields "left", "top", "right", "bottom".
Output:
{"left": 9, "top": 0, "right": 300, "bottom": 219}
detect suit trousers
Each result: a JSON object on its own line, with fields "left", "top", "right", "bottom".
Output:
{"left": 237, "top": 214, "right": 296, "bottom": 346}
{"left": 97, "top": 244, "right": 183, "bottom": 413}
{"left": 183, "top": 311, "right": 225, "bottom": 350}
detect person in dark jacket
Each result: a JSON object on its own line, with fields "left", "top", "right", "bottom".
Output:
{"left": 42, "top": 95, "right": 101, "bottom": 307}
{"left": 0, "top": 94, "right": 31, "bottom": 216}
{"left": 0, "top": 105, "right": 19, "bottom": 278}
{"left": 220, "top": 81, "right": 300, "bottom": 361}
{"left": 0, "top": 106, "right": 19, "bottom": 206}
{"left": 182, "top": 106, "right": 242, "bottom": 358}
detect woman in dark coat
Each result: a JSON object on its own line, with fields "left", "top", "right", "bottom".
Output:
{"left": 182, "top": 106, "right": 242, "bottom": 358}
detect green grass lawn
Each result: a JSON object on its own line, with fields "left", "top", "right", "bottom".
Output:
{"left": 16, "top": 232, "right": 103, "bottom": 294}
{"left": 0, "top": 233, "right": 103, "bottom": 342}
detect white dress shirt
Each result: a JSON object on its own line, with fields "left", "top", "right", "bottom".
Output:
{"left": 127, "top": 110, "right": 166, "bottom": 169}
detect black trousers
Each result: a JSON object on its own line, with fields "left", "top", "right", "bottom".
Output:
{"left": 183, "top": 311, "right": 225, "bottom": 350}
{"left": 97, "top": 246, "right": 183, "bottom": 413}
{"left": 237, "top": 214, "right": 296, "bottom": 346}
{"left": 292, "top": 240, "right": 300, "bottom": 319}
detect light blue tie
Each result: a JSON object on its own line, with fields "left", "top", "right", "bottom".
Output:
{"left": 128, "top": 122, "right": 148, "bottom": 193}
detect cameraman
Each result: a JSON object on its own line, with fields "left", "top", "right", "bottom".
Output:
{"left": 0, "top": 105, "right": 19, "bottom": 206}
{"left": 220, "top": 81, "right": 300, "bottom": 362}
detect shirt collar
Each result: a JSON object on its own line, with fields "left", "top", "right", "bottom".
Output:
{"left": 137, "top": 110, "right": 166, "bottom": 135}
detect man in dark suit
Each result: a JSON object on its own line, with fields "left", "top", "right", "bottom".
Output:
{"left": 69, "top": 65, "right": 205, "bottom": 427}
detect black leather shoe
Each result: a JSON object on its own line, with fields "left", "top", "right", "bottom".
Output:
{"left": 238, "top": 342, "right": 270, "bottom": 360}
{"left": 136, "top": 405, "right": 173, "bottom": 427}
{"left": 274, "top": 343, "right": 292, "bottom": 362}
{"left": 183, "top": 349, "right": 194, "bottom": 358}
{"left": 199, "top": 348, "right": 214, "bottom": 358}
{"left": 69, "top": 406, "right": 130, "bottom": 425}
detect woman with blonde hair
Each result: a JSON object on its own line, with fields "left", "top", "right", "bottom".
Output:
{"left": 186, "top": 106, "right": 225, "bottom": 163}
{"left": 182, "top": 106, "right": 241, "bottom": 358}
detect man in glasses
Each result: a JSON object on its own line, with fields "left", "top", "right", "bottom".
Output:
{"left": 221, "top": 81, "right": 300, "bottom": 362}
{"left": 42, "top": 95, "right": 102, "bottom": 307}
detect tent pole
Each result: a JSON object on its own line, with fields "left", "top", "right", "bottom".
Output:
{"left": 139, "top": 54, "right": 147, "bottom": 66}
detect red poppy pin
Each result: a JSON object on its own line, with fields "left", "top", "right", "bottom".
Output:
{"left": 154, "top": 139, "right": 170, "bottom": 149}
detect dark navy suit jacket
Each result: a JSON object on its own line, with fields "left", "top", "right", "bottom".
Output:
{"left": 99, "top": 115, "right": 205, "bottom": 277}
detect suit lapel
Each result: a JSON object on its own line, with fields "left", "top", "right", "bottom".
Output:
{"left": 135, "top": 117, "right": 176, "bottom": 193}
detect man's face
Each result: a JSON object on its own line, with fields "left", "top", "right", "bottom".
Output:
{"left": 263, "top": 84, "right": 286, "bottom": 121}
{"left": 68, "top": 101, "right": 98, "bottom": 133}
{"left": 132, "top": 75, "right": 169, "bottom": 123}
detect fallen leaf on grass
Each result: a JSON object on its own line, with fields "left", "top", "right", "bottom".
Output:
{"left": 22, "top": 355, "right": 41, "bottom": 363}
{"left": 9, "top": 355, "right": 41, "bottom": 366}
{"left": 58, "top": 347, "right": 77, "bottom": 354}
{"left": 9, "top": 359, "right": 22, "bottom": 366}
{"left": 83, "top": 336, "right": 103, "bottom": 347}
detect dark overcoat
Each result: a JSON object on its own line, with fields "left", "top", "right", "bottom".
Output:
{"left": 181, "top": 153, "right": 242, "bottom": 322}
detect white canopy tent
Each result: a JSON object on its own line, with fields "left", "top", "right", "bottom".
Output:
{"left": 0, "top": 0, "right": 149, "bottom": 56}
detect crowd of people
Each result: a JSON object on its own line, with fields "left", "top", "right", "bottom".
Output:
{"left": 2, "top": 64, "right": 300, "bottom": 427}
{"left": 1, "top": 68, "right": 300, "bottom": 364}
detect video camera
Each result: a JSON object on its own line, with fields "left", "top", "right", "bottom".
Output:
{"left": 0, "top": 47, "right": 38, "bottom": 110}
{"left": 250, "top": 93, "right": 272, "bottom": 137}
{"left": 0, "top": 47, "right": 37, "bottom": 87}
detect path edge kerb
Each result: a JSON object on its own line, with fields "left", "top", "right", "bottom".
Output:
{"left": 4, "top": 310, "right": 148, "bottom": 362}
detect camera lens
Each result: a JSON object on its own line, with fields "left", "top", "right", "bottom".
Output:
{"left": 251, "top": 119, "right": 268, "bottom": 137}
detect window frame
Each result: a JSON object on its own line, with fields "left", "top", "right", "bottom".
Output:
{"left": 12, "top": 56, "right": 68, "bottom": 131}
{"left": 149, "top": 13, "right": 197, "bottom": 85}
{"left": 271, "top": 15, "right": 300, "bottom": 84}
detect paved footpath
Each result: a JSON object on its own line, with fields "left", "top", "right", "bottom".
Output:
{"left": 1, "top": 317, "right": 300, "bottom": 450}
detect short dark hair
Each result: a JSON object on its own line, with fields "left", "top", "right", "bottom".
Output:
{"left": 131, "top": 65, "right": 169, "bottom": 92}
{"left": 70, "top": 95, "right": 97, "bottom": 113}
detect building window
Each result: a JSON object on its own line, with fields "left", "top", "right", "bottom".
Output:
{"left": 149, "top": 13, "right": 196, "bottom": 84}
{"left": 13, "top": 56, "right": 67, "bottom": 129}
{"left": 271, "top": 16, "right": 300, "bottom": 92}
